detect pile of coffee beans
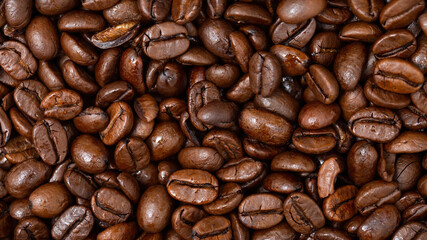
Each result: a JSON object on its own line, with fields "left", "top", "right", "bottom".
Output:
{"left": 0, "top": 0, "right": 426, "bottom": 239}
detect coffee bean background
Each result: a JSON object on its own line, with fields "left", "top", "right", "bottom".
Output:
{"left": 0, "top": 0, "right": 426, "bottom": 239}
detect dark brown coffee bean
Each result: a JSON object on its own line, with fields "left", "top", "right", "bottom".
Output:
{"left": 263, "top": 172, "right": 303, "bottom": 194}
{"left": 95, "top": 81, "right": 134, "bottom": 109}
{"left": 380, "top": 0, "right": 425, "bottom": 30}
{"left": 64, "top": 164, "right": 97, "bottom": 200}
{"left": 277, "top": 0, "right": 327, "bottom": 24}
{"left": 348, "top": 0, "right": 384, "bottom": 22}
{"left": 373, "top": 29, "right": 416, "bottom": 59}
{"left": 226, "top": 74, "right": 254, "bottom": 103}
{"left": 71, "top": 134, "right": 109, "bottom": 174}
{"left": 298, "top": 102, "right": 340, "bottom": 130}
{"left": 392, "top": 154, "right": 423, "bottom": 191}
{"left": 283, "top": 192, "right": 325, "bottom": 234}
{"left": 347, "top": 141, "right": 378, "bottom": 186}
{"left": 37, "top": 61, "right": 66, "bottom": 91}
{"left": 0, "top": 41, "right": 38, "bottom": 80}
{"left": 97, "top": 222, "right": 138, "bottom": 240}
{"left": 203, "top": 183, "right": 243, "bottom": 215}
{"left": 397, "top": 106, "right": 427, "bottom": 130}
{"left": 271, "top": 151, "right": 316, "bottom": 173}
{"left": 91, "top": 187, "right": 132, "bottom": 225}
{"left": 271, "top": 18, "right": 317, "bottom": 49}
{"left": 340, "top": 21, "right": 383, "bottom": 42}
{"left": 171, "top": 0, "right": 202, "bottom": 25}
{"left": 202, "top": 129, "right": 244, "bottom": 160}
{"left": 9, "top": 198, "right": 33, "bottom": 220}
{"left": 91, "top": 21, "right": 141, "bottom": 49}
{"left": 373, "top": 58, "right": 424, "bottom": 94}
{"left": 146, "top": 121, "right": 185, "bottom": 161}
{"left": 355, "top": 180, "right": 401, "bottom": 215}
{"left": 270, "top": 45, "right": 310, "bottom": 76}
{"left": 357, "top": 205, "right": 401, "bottom": 240}
{"left": 364, "top": 77, "right": 411, "bottom": 109}
{"left": 323, "top": 185, "right": 358, "bottom": 222}
{"left": 32, "top": 118, "right": 68, "bottom": 166}
{"left": 29, "top": 182, "right": 72, "bottom": 218}
{"left": 167, "top": 169, "right": 219, "bottom": 205}
{"left": 178, "top": 146, "right": 224, "bottom": 172}
{"left": 385, "top": 131, "right": 427, "bottom": 154}
{"left": 292, "top": 127, "right": 337, "bottom": 154}
{"left": 348, "top": 107, "right": 402, "bottom": 143}
{"left": 137, "top": 185, "right": 173, "bottom": 233}
{"left": 58, "top": 10, "right": 106, "bottom": 33}
{"left": 240, "top": 25, "right": 269, "bottom": 51}
{"left": 309, "top": 31, "right": 340, "bottom": 66}
{"left": 334, "top": 42, "right": 366, "bottom": 91}
{"left": 73, "top": 106, "right": 109, "bottom": 133}
{"left": 61, "top": 33, "right": 98, "bottom": 66}
{"left": 14, "top": 217, "right": 50, "bottom": 240}
{"left": 141, "top": 21, "right": 190, "bottom": 60}
{"left": 61, "top": 60, "right": 100, "bottom": 95}
{"left": 171, "top": 205, "right": 207, "bottom": 239}
{"left": 192, "top": 216, "right": 232, "bottom": 240}
{"left": 114, "top": 137, "right": 150, "bottom": 172}
{"left": 339, "top": 85, "right": 368, "bottom": 121}
{"left": 317, "top": 156, "right": 344, "bottom": 198}
{"left": 249, "top": 51, "right": 282, "bottom": 97}
{"left": 216, "top": 157, "right": 264, "bottom": 183}
{"left": 25, "top": 16, "right": 59, "bottom": 60}
{"left": 100, "top": 101, "right": 134, "bottom": 146}
{"left": 199, "top": 19, "right": 234, "bottom": 59}
{"left": 305, "top": 64, "right": 339, "bottom": 104}
{"left": 392, "top": 222, "right": 427, "bottom": 240}
{"left": 225, "top": 2, "right": 272, "bottom": 26}
{"left": 35, "top": 0, "right": 79, "bottom": 15}
{"left": 238, "top": 193, "right": 283, "bottom": 230}
{"left": 252, "top": 221, "right": 297, "bottom": 240}
{"left": 13, "top": 80, "right": 48, "bottom": 121}
{"left": 40, "top": 89, "right": 83, "bottom": 120}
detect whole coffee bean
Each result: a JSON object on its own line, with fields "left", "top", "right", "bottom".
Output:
{"left": 13, "top": 80, "right": 48, "bottom": 121}
{"left": 355, "top": 180, "right": 401, "bottom": 215}
{"left": 5, "top": 159, "right": 51, "bottom": 198}
{"left": 73, "top": 106, "right": 109, "bottom": 134}
{"left": 270, "top": 45, "right": 310, "bottom": 76}
{"left": 0, "top": 107, "right": 11, "bottom": 147}
{"left": 373, "top": 29, "right": 416, "bottom": 59}
{"left": 271, "top": 18, "right": 316, "bottom": 49}
{"left": 14, "top": 217, "right": 50, "bottom": 240}
{"left": 32, "top": 118, "right": 68, "bottom": 165}
{"left": 63, "top": 164, "right": 97, "bottom": 200}
{"left": 339, "top": 21, "right": 383, "bottom": 42}
{"left": 309, "top": 31, "right": 340, "bottom": 66}
{"left": 347, "top": 141, "right": 378, "bottom": 186}
{"left": 51, "top": 205, "right": 94, "bottom": 240}
{"left": 277, "top": 0, "right": 327, "bottom": 24}
{"left": 114, "top": 137, "right": 150, "bottom": 172}
{"left": 240, "top": 25, "right": 269, "bottom": 51}
{"left": 239, "top": 107, "right": 292, "bottom": 146}
{"left": 263, "top": 172, "right": 303, "bottom": 194}
{"left": 97, "top": 222, "right": 138, "bottom": 240}
{"left": 395, "top": 191, "right": 425, "bottom": 212}
{"left": 292, "top": 127, "right": 337, "bottom": 154}
{"left": 397, "top": 106, "right": 427, "bottom": 130}
{"left": 357, "top": 205, "right": 401, "bottom": 240}
{"left": 61, "top": 60, "right": 100, "bottom": 95}
{"left": 229, "top": 31, "right": 253, "bottom": 73}
{"left": 99, "top": 101, "right": 134, "bottom": 146}
{"left": 171, "top": 205, "right": 207, "bottom": 239}
{"left": 392, "top": 222, "right": 427, "bottom": 240}
{"left": 385, "top": 131, "right": 427, "bottom": 154}
{"left": 334, "top": 42, "right": 367, "bottom": 91}
{"left": 95, "top": 48, "right": 120, "bottom": 86}
{"left": 203, "top": 183, "right": 243, "bottom": 215}
{"left": 146, "top": 121, "right": 185, "bottom": 161}
{"left": 226, "top": 74, "right": 254, "bottom": 103}
{"left": 202, "top": 129, "right": 244, "bottom": 160}
{"left": 238, "top": 193, "right": 283, "bottom": 230}
{"left": 90, "top": 187, "right": 131, "bottom": 225}
{"left": 323, "top": 185, "right": 358, "bottom": 222}
{"left": 225, "top": 2, "right": 272, "bottom": 26}
{"left": 348, "top": 0, "right": 384, "bottom": 22}
{"left": 40, "top": 89, "right": 83, "bottom": 121}
{"left": 192, "top": 216, "right": 232, "bottom": 240}
{"left": 9, "top": 198, "right": 33, "bottom": 220}
{"left": 364, "top": 77, "right": 411, "bottom": 109}
{"left": 138, "top": 0, "right": 171, "bottom": 22}
{"left": 60, "top": 33, "right": 98, "bottom": 66}
{"left": 304, "top": 64, "right": 339, "bottom": 104}
{"left": 58, "top": 10, "right": 106, "bottom": 33}
{"left": 25, "top": 16, "right": 59, "bottom": 60}
{"left": 348, "top": 107, "right": 402, "bottom": 143}
{"left": 142, "top": 21, "right": 189, "bottom": 60}
{"left": 271, "top": 151, "right": 316, "bottom": 173}
{"left": 283, "top": 192, "right": 325, "bottom": 234}
{"left": 119, "top": 47, "right": 146, "bottom": 95}
{"left": 392, "top": 154, "right": 422, "bottom": 191}
{"left": 298, "top": 102, "right": 340, "bottom": 130}
{"left": 167, "top": 169, "right": 219, "bottom": 205}
{"left": 0, "top": 41, "right": 38, "bottom": 80}
{"left": 171, "top": 0, "right": 202, "bottom": 25}
{"left": 137, "top": 185, "right": 173, "bottom": 233}
{"left": 317, "top": 156, "right": 344, "bottom": 198}
{"left": 178, "top": 146, "right": 224, "bottom": 172}
{"left": 199, "top": 19, "right": 234, "bottom": 59}
{"left": 206, "top": 64, "right": 240, "bottom": 89}
{"left": 373, "top": 58, "right": 424, "bottom": 94}
{"left": 249, "top": 51, "right": 282, "bottom": 97}
{"left": 29, "top": 182, "right": 72, "bottom": 218}
{"left": 4, "top": 0, "right": 32, "bottom": 29}
{"left": 37, "top": 61, "right": 65, "bottom": 91}
{"left": 254, "top": 88, "right": 300, "bottom": 123}
{"left": 411, "top": 83, "right": 427, "bottom": 114}
{"left": 35, "top": 0, "right": 79, "bottom": 15}
{"left": 71, "top": 134, "right": 109, "bottom": 174}
{"left": 379, "top": 0, "right": 425, "bottom": 30}
{"left": 411, "top": 34, "right": 427, "bottom": 74}
{"left": 216, "top": 157, "right": 264, "bottom": 183}
{"left": 418, "top": 174, "right": 427, "bottom": 197}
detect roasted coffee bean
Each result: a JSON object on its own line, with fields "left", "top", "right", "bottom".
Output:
{"left": 251, "top": 221, "right": 297, "bottom": 240}
{"left": 90, "top": 187, "right": 132, "bottom": 225}
{"left": 199, "top": 19, "right": 234, "bottom": 60}
{"left": 348, "top": 107, "right": 402, "bottom": 143}
{"left": 317, "top": 156, "right": 344, "bottom": 198}
{"left": 298, "top": 102, "right": 340, "bottom": 130}
{"left": 0, "top": 41, "right": 38, "bottom": 80}
{"left": 385, "top": 131, "right": 427, "bottom": 154}
{"left": 100, "top": 101, "right": 134, "bottom": 146}
{"left": 271, "top": 18, "right": 317, "bottom": 49}
{"left": 380, "top": 0, "right": 425, "bottom": 30}
{"left": 29, "top": 182, "right": 72, "bottom": 218}
{"left": 334, "top": 42, "right": 366, "bottom": 91}
{"left": 178, "top": 146, "right": 224, "bottom": 172}
{"left": 392, "top": 154, "right": 423, "bottom": 191}
{"left": 292, "top": 127, "right": 337, "bottom": 154}
{"left": 238, "top": 193, "right": 283, "bottom": 230}
{"left": 114, "top": 137, "right": 150, "bottom": 172}
{"left": 216, "top": 157, "right": 264, "bottom": 183}
{"left": 202, "top": 129, "right": 244, "bottom": 160}
{"left": 167, "top": 169, "right": 219, "bottom": 205}
{"left": 339, "top": 21, "right": 383, "bottom": 42}
{"left": 40, "top": 89, "right": 83, "bottom": 121}
{"left": 95, "top": 81, "right": 134, "bottom": 109}
{"left": 309, "top": 31, "right": 340, "bottom": 66}
{"left": 171, "top": 205, "right": 207, "bottom": 239}
{"left": 172, "top": 0, "right": 202, "bottom": 25}
{"left": 348, "top": 0, "right": 384, "bottom": 22}
{"left": 146, "top": 121, "right": 185, "bottom": 161}
{"left": 270, "top": 45, "right": 310, "bottom": 76}
{"left": 73, "top": 106, "right": 109, "bottom": 133}
{"left": 373, "top": 58, "right": 424, "bottom": 94}
{"left": 25, "top": 16, "right": 59, "bottom": 60}
{"left": 138, "top": 0, "right": 171, "bottom": 22}
{"left": 97, "top": 222, "right": 138, "bottom": 240}
{"left": 9, "top": 198, "right": 33, "bottom": 220}
{"left": 305, "top": 64, "right": 339, "bottom": 104}
{"left": 137, "top": 185, "right": 173, "bottom": 233}
{"left": 71, "top": 134, "right": 109, "bottom": 174}
{"left": 32, "top": 118, "right": 68, "bottom": 166}
{"left": 357, "top": 205, "right": 401, "bottom": 240}
{"left": 277, "top": 0, "right": 327, "bottom": 24}
{"left": 364, "top": 77, "right": 411, "bottom": 109}
{"left": 283, "top": 192, "right": 325, "bottom": 234}
{"left": 263, "top": 172, "right": 303, "bottom": 194}
{"left": 61, "top": 33, "right": 98, "bottom": 66}
{"left": 323, "top": 185, "right": 358, "bottom": 222}
{"left": 14, "top": 217, "right": 50, "bottom": 240}
{"left": 249, "top": 51, "right": 282, "bottom": 97}
{"left": 355, "top": 180, "right": 401, "bottom": 215}
{"left": 347, "top": 141, "right": 378, "bottom": 186}
{"left": 192, "top": 216, "right": 232, "bottom": 240}
{"left": 61, "top": 60, "right": 100, "bottom": 95}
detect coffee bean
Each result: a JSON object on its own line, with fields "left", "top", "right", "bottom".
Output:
{"left": 90, "top": 187, "right": 132, "bottom": 225}
{"left": 193, "top": 216, "right": 232, "bottom": 240}
{"left": 238, "top": 193, "right": 283, "bottom": 230}
{"left": 357, "top": 205, "right": 401, "bottom": 240}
